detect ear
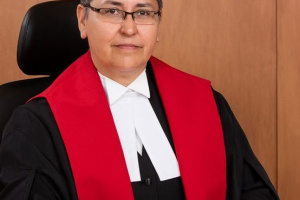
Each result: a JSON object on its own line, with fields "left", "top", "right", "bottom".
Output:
{"left": 77, "top": 4, "right": 87, "bottom": 39}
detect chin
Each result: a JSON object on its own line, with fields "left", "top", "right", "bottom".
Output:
{"left": 112, "top": 56, "right": 148, "bottom": 71}
{"left": 113, "top": 63, "right": 146, "bottom": 73}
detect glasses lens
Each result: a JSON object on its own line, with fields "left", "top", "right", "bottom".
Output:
{"left": 134, "top": 11, "right": 159, "bottom": 25}
{"left": 99, "top": 8, "right": 123, "bottom": 23}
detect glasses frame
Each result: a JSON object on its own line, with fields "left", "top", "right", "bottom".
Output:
{"left": 83, "top": 4, "right": 161, "bottom": 25}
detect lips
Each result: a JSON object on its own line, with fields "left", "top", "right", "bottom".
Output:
{"left": 114, "top": 43, "right": 142, "bottom": 50}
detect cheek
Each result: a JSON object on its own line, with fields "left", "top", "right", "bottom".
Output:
{"left": 87, "top": 25, "right": 118, "bottom": 52}
{"left": 140, "top": 28, "right": 159, "bottom": 51}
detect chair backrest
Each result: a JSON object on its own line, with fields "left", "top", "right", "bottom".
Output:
{"left": 0, "top": 0, "right": 89, "bottom": 141}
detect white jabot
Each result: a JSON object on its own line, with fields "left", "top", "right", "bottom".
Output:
{"left": 98, "top": 70, "right": 180, "bottom": 182}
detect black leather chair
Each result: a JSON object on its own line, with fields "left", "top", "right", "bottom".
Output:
{"left": 0, "top": 0, "right": 89, "bottom": 141}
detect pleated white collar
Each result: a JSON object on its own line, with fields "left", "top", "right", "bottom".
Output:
{"left": 98, "top": 70, "right": 150, "bottom": 105}
{"left": 98, "top": 69, "right": 180, "bottom": 182}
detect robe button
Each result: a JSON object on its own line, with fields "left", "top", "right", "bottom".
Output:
{"left": 144, "top": 178, "right": 151, "bottom": 186}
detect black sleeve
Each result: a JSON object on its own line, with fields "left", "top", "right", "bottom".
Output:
{"left": 212, "top": 89, "right": 280, "bottom": 200}
{"left": 0, "top": 99, "right": 77, "bottom": 200}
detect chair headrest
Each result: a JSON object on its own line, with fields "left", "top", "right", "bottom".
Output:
{"left": 17, "top": 0, "right": 89, "bottom": 76}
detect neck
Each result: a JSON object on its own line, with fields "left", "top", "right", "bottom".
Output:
{"left": 89, "top": 53, "right": 148, "bottom": 87}
{"left": 97, "top": 67, "right": 145, "bottom": 87}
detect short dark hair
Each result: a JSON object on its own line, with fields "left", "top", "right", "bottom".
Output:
{"left": 80, "top": 0, "right": 163, "bottom": 11}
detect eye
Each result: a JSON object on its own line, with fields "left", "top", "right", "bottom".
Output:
{"left": 136, "top": 10, "right": 151, "bottom": 16}
{"left": 104, "top": 8, "right": 121, "bottom": 15}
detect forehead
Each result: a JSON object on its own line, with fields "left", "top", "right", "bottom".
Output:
{"left": 96, "top": 0, "right": 159, "bottom": 9}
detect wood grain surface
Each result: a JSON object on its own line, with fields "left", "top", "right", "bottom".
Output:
{"left": 278, "top": 0, "right": 300, "bottom": 199}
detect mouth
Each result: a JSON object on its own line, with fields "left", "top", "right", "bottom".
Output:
{"left": 113, "top": 44, "right": 142, "bottom": 50}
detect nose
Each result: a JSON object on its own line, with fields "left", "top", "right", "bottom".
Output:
{"left": 120, "top": 13, "right": 138, "bottom": 36}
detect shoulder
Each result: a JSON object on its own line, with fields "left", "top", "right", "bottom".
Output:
{"left": 150, "top": 56, "right": 211, "bottom": 87}
{"left": 0, "top": 99, "right": 77, "bottom": 199}
{"left": 211, "top": 89, "right": 235, "bottom": 119}
{"left": 2, "top": 97, "right": 68, "bottom": 170}
{"left": 1, "top": 98, "right": 61, "bottom": 169}
{"left": 3, "top": 98, "right": 56, "bottom": 143}
{"left": 211, "top": 88, "right": 262, "bottom": 167}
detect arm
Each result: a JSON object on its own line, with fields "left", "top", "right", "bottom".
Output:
{"left": 212, "top": 89, "right": 280, "bottom": 200}
{"left": 0, "top": 100, "right": 76, "bottom": 200}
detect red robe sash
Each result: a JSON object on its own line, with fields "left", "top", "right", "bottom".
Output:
{"left": 32, "top": 52, "right": 226, "bottom": 200}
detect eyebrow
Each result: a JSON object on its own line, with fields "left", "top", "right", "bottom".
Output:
{"left": 101, "top": 1, "right": 155, "bottom": 9}
{"left": 136, "top": 3, "right": 155, "bottom": 9}
{"left": 101, "top": 1, "right": 123, "bottom": 6}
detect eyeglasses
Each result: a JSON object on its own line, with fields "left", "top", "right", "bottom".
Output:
{"left": 83, "top": 4, "right": 161, "bottom": 25}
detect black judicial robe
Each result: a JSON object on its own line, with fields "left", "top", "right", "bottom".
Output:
{"left": 0, "top": 56, "right": 279, "bottom": 200}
